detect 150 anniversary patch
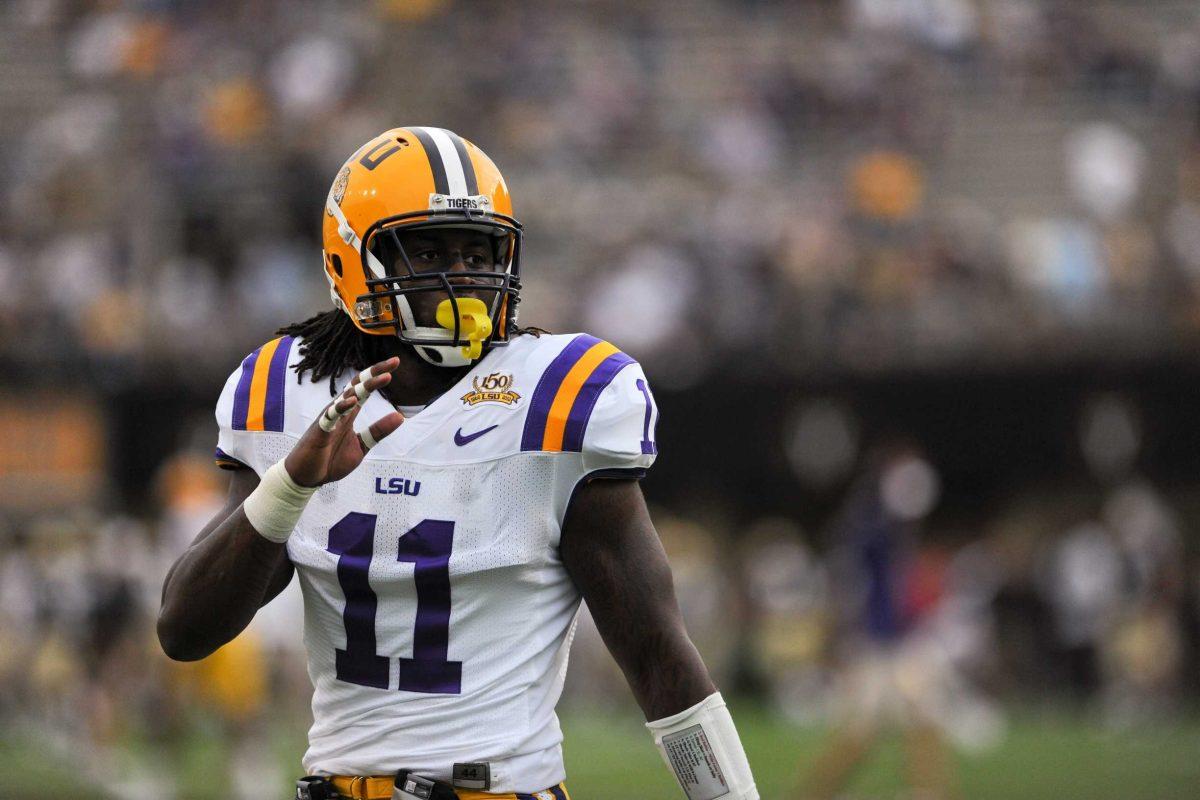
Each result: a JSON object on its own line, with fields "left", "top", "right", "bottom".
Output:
{"left": 461, "top": 372, "right": 520, "bottom": 407}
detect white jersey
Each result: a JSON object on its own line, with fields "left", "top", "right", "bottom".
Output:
{"left": 214, "top": 332, "right": 658, "bottom": 792}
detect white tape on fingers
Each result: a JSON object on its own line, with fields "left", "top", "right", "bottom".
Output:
{"left": 354, "top": 380, "right": 370, "bottom": 401}
{"left": 318, "top": 397, "right": 358, "bottom": 432}
{"left": 359, "top": 426, "right": 379, "bottom": 450}
{"left": 358, "top": 367, "right": 373, "bottom": 384}
{"left": 318, "top": 403, "right": 340, "bottom": 432}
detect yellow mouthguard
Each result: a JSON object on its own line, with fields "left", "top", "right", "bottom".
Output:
{"left": 436, "top": 298, "right": 493, "bottom": 360}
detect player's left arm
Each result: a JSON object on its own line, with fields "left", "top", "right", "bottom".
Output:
{"left": 561, "top": 478, "right": 714, "bottom": 716}
{"left": 561, "top": 477, "right": 759, "bottom": 799}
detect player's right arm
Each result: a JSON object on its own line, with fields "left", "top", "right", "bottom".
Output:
{"left": 557, "top": 349, "right": 759, "bottom": 799}
{"left": 562, "top": 478, "right": 759, "bottom": 800}
{"left": 157, "top": 469, "right": 289, "bottom": 661}
{"left": 157, "top": 357, "right": 404, "bottom": 662}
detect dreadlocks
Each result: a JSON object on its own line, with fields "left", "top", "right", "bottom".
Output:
{"left": 275, "top": 310, "right": 547, "bottom": 396}
{"left": 275, "top": 310, "right": 391, "bottom": 396}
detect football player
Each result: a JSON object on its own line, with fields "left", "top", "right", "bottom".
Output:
{"left": 158, "top": 127, "right": 758, "bottom": 800}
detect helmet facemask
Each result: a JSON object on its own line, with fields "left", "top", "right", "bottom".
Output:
{"left": 357, "top": 210, "right": 522, "bottom": 367}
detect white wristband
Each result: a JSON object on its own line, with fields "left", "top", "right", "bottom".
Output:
{"left": 646, "top": 692, "right": 758, "bottom": 800}
{"left": 242, "top": 461, "right": 317, "bottom": 543}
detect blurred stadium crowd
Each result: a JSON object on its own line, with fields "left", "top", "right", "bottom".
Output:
{"left": 3, "top": 0, "right": 1200, "bottom": 795}
{"left": 3, "top": 0, "right": 1200, "bottom": 377}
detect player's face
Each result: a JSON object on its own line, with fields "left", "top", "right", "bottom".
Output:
{"left": 397, "top": 228, "right": 496, "bottom": 275}
{"left": 389, "top": 227, "right": 501, "bottom": 326}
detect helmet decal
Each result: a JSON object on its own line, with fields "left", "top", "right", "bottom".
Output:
{"left": 331, "top": 164, "right": 350, "bottom": 206}
{"left": 357, "top": 137, "right": 404, "bottom": 170}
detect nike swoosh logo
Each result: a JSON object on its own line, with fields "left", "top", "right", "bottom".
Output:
{"left": 454, "top": 424, "right": 498, "bottom": 446}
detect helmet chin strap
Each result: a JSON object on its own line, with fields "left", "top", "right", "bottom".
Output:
{"left": 395, "top": 294, "right": 470, "bottom": 368}
{"left": 394, "top": 295, "right": 493, "bottom": 368}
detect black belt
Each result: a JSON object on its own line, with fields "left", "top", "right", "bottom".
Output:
{"left": 297, "top": 770, "right": 459, "bottom": 800}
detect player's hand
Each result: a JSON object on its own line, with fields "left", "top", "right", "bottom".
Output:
{"left": 284, "top": 357, "right": 405, "bottom": 487}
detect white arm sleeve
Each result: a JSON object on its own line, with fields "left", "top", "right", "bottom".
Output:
{"left": 646, "top": 692, "right": 759, "bottom": 800}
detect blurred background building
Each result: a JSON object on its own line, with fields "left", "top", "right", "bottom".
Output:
{"left": 3, "top": 0, "right": 1200, "bottom": 798}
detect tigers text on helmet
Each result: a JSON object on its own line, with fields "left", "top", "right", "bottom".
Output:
{"left": 322, "top": 127, "right": 523, "bottom": 368}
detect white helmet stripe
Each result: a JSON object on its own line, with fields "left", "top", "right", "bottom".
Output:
{"left": 414, "top": 126, "right": 469, "bottom": 197}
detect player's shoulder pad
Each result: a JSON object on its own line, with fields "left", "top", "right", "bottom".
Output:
{"left": 215, "top": 334, "right": 317, "bottom": 469}
{"left": 518, "top": 333, "right": 658, "bottom": 475}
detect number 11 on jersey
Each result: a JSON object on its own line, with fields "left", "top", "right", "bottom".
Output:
{"left": 327, "top": 513, "right": 462, "bottom": 694}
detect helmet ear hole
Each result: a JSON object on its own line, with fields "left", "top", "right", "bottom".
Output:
{"left": 329, "top": 253, "right": 343, "bottom": 277}
{"left": 422, "top": 347, "right": 443, "bottom": 364}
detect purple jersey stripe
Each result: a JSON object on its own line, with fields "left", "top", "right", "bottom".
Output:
{"left": 230, "top": 347, "right": 261, "bottom": 430}
{"left": 520, "top": 334, "right": 600, "bottom": 451}
{"left": 637, "top": 377, "right": 658, "bottom": 455}
{"left": 262, "top": 335, "right": 293, "bottom": 432}
{"left": 550, "top": 786, "right": 568, "bottom": 800}
{"left": 560, "top": 351, "right": 635, "bottom": 452}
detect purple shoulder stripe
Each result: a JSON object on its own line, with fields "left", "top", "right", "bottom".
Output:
{"left": 520, "top": 334, "right": 599, "bottom": 451}
{"left": 230, "top": 347, "right": 261, "bottom": 431}
{"left": 262, "top": 335, "right": 294, "bottom": 432}
{"left": 560, "top": 351, "right": 635, "bottom": 452}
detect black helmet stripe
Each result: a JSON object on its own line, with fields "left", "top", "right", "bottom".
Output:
{"left": 409, "top": 127, "right": 450, "bottom": 195}
{"left": 444, "top": 130, "right": 479, "bottom": 195}
{"left": 410, "top": 126, "right": 479, "bottom": 197}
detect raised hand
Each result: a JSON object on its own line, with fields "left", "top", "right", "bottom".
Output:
{"left": 284, "top": 357, "right": 405, "bottom": 487}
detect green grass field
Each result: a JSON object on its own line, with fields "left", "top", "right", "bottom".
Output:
{"left": 5, "top": 706, "right": 1200, "bottom": 799}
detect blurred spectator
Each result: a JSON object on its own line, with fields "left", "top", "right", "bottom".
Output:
{"left": 1044, "top": 521, "right": 1123, "bottom": 700}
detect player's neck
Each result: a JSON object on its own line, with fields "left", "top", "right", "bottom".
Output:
{"left": 378, "top": 344, "right": 471, "bottom": 408}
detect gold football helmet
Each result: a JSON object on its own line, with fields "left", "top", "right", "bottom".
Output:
{"left": 322, "top": 127, "right": 522, "bottom": 367}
